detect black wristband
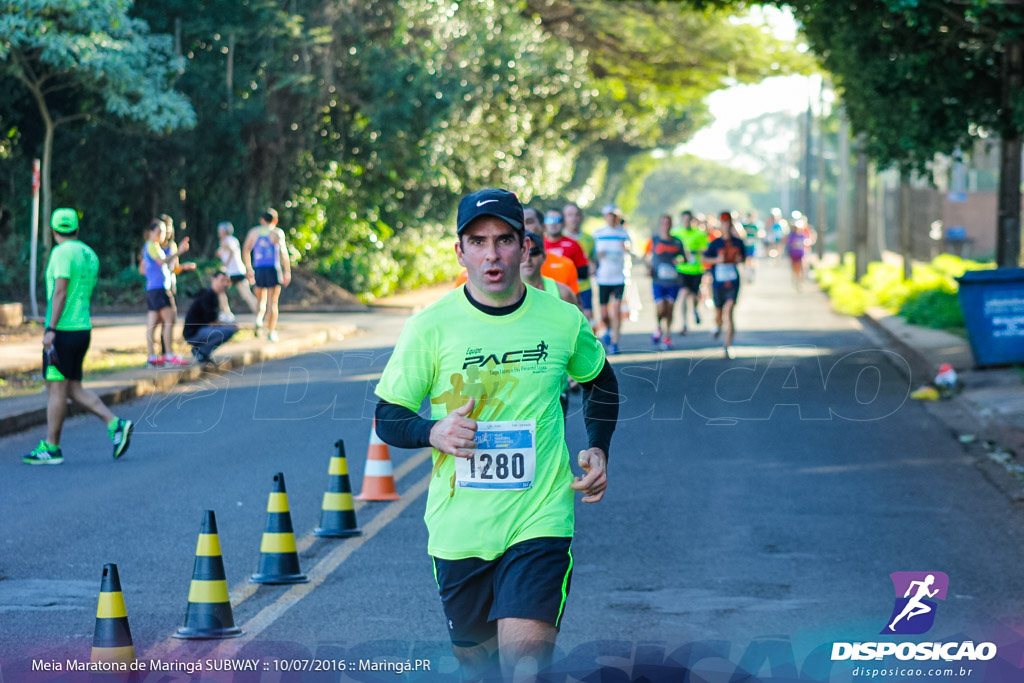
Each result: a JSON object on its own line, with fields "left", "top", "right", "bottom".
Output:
{"left": 45, "top": 327, "right": 56, "bottom": 333}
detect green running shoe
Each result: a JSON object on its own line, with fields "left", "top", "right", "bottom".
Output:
{"left": 23, "top": 440, "right": 64, "bottom": 465}
{"left": 110, "top": 418, "right": 134, "bottom": 460}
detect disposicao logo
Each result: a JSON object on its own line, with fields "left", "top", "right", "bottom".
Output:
{"left": 831, "top": 572, "right": 998, "bottom": 663}
{"left": 882, "top": 571, "right": 948, "bottom": 635}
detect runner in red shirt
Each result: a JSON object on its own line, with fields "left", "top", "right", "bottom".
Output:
{"left": 543, "top": 208, "right": 589, "bottom": 289}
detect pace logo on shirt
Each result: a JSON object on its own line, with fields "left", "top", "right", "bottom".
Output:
{"left": 462, "top": 341, "right": 549, "bottom": 369}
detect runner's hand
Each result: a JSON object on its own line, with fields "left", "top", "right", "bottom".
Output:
{"left": 42, "top": 330, "right": 55, "bottom": 350}
{"left": 571, "top": 447, "right": 607, "bottom": 503}
{"left": 429, "top": 397, "right": 477, "bottom": 458}
{"left": 178, "top": 237, "right": 190, "bottom": 255}
{"left": 281, "top": 271, "right": 291, "bottom": 287}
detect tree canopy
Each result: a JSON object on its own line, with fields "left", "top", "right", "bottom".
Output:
{"left": 0, "top": 0, "right": 803, "bottom": 298}
{"left": 0, "top": 0, "right": 195, "bottom": 249}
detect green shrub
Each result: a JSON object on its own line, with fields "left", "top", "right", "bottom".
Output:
{"left": 818, "top": 253, "right": 990, "bottom": 331}
{"left": 829, "top": 279, "right": 871, "bottom": 316}
{"left": 901, "top": 289, "right": 964, "bottom": 329}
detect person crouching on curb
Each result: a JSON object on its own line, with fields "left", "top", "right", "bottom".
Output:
{"left": 182, "top": 271, "right": 238, "bottom": 365}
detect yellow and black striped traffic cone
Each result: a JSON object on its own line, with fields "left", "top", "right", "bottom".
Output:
{"left": 314, "top": 440, "right": 363, "bottom": 538}
{"left": 91, "top": 563, "right": 135, "bottom": 663}
{"left": 250, "top": 472, "right": 308, "bottom": 584}
{"left": 174, "top": 510, "right": 242, "bottom": 639}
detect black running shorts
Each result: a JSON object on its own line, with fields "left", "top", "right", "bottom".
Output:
{"left": 43, "top": 330, "right": 90, "bottom": 382}
{"left": 432, "top": 537, "right": 573, "bottom": 648}
{"left": 712, "top": 282, "right": 740, "bottom": 309}
{"left": 253, "top": 267, "right": 280, "bottom": 288}
{"left": 680, "top": 273, "right": 702, "bottom": 295}
{"left": 146, "top": 289, "right": 172, "bottom": 312}
{"left": 598, "top": 284, "right": 625, "bottom": 306}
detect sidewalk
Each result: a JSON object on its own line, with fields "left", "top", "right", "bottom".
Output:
{"left": 860, "top": 303, "right": 1024, "bottom": 498}
{"left": 0, "top": 283, "right": 453, "bottom": 437}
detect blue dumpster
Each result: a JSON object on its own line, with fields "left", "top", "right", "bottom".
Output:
{"left": 956, "top": 267, "right": 1024, "bottom": 367}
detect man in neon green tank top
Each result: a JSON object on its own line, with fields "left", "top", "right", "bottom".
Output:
{"left": 670, "top": 209, "right": 708, "bottom": 334}
{"left": 23, "top": 208, "right": 134, "bottom": 465}
{"left": 374, "top": 189, "right": 620, "bottom": 679}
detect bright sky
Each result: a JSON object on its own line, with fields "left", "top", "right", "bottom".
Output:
{"left": 676, "top": 7, "right": 817, "bottom": 174}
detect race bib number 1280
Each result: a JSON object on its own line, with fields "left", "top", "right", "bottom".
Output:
{"left": 455, "top": 421, "right": 536, "bottom": 490}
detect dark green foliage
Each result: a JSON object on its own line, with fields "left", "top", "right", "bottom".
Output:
{"left": 901, "top": 289, "right": 964, "bottom": 330}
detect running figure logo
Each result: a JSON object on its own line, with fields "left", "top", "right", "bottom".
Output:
{"left": 882, "top": 571, "right": 949, "bottom": 635}
{"left": 536, "top": 341, "right": 548, "bottom": 362}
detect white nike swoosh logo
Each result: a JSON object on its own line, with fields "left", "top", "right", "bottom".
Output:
{"left": 476, "top": 199, "right": 499, "bottom": 206}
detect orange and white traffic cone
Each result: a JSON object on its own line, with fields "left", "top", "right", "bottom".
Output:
{"left": 355, "top": 419, "right": 400, "bottom": 501}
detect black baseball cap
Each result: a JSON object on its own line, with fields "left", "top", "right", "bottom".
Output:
{"left": 456, "top": 188, "right": 525, "bottom": 234}
{"left": 524, "top": 231, "right": 545, "bottom": 255}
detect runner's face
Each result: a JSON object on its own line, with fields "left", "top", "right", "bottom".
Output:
{"left": 659, "top": 216, "right": 672, "bottom": 236}
{"left": 544, "top": 212, "right": 563, "bottom": 238}
{"left": 564, "top": 204, "right": 581, "bottom": 231}
{"left": 524, "top": 211, "right": 541, "bottom": 233}
{"left": 456, "top": 217, "right": 527, "bottom": 306}
{"left": 520, "top": 239, "right": 545, "bottom": 280}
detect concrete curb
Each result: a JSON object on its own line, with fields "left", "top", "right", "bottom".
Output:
{"left": 0, "top": 323, "right": 358, "bottom": 437}
{"left": 857, "top": 312, "right": 934, "bottom": 386}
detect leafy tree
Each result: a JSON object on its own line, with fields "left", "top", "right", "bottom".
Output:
{"left": 527, "top": 0, "right": 811, "bottom": 203}
{"left": 630, "top": 153, "right": 767, "bottom": 226}
{"left": 0, "top": 0, "right": 195, "bottom": 248}
{"left": 785, "top": 1, "right": 1024, "bottom": 266}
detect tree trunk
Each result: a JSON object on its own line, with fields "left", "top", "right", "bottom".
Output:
{"left": 997, "top": 39, "right": 1024, "bottom": 268}
{"left": 997, "top": 135, "right": 1022, "bottom": 268}
{"left": 899, "top": 171, "right": 912, "bottom": 281}
{"left": 854, "top": 136, "right": 870, "bottom": 280}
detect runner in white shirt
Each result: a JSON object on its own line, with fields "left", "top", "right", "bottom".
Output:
{"left": 216, "top": 222, "right": 258, "bottom": 321}
{"left": 592, "top": 204, "right": 632, "bottom": 355}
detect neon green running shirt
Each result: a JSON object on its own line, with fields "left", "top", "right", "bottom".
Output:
{"left": 375, "top": 285, "right": 606, "bottom": 560}
{"left": 45, "top": 240, "right": 99, "bottom": 331}
{"left": 671, "top": 227, "right": 709, "bottom": 275}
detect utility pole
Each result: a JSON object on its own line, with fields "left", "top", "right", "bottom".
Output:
{"left": 802, "top": 96, "right": 813, "bottom": 218}
{"left": 815, "top": 82, "right": 828, "bottom": 260}
{"left": 837, "top": 111, "right": 851, "bottom": 256}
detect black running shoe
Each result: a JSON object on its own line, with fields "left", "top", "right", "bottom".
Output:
{"left": 110, "top": 419, "right": 134, "bottom": 460}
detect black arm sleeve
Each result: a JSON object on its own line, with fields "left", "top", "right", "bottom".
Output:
{"left": 580, "top": 359, "right": 619, "bottom": 458}
{"left": 576, "top": 264, "right": 589, "bottom": 282}
{"left": 375, "top": 400, "right": 436, "bottom": 449}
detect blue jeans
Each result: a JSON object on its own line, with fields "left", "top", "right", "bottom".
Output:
{"left": 185, "top": 324, "right": 237, "bottom": 360}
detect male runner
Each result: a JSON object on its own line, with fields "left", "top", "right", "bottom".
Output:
{"left": 646, "top": 215, "right": 687, "bottom": 350}
{"left": 523, "top": 231, "right": 580, "bottom": 417}
{"left": 243, "top": 208, "right": 291, "bottom": 342}
{"left": 592, "top": 204, "right": 632, "bottom": 355}
{"left": 670, "top": 210, "right": 708, "bottom": 335}
{"left": 374, "top": 188, "right": 619, "bottom": 680}
{"left": 703, "top": 211, "right": 747, "bottom": 359}
{"left": 543, "top": 208, "right": 588, "bottom": 299}
{"left": 23, "top": 209, "right": 134, "bottom": 465}
{"left": 563, "top": 201, "right": 594, "bottom": 322}
{"left": 522, "top": 232, "right": 579, "bottom": 308}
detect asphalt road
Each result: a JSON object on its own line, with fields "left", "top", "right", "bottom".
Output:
{"left": 2, "top": 259, "right": 1023, "bottom": 682}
